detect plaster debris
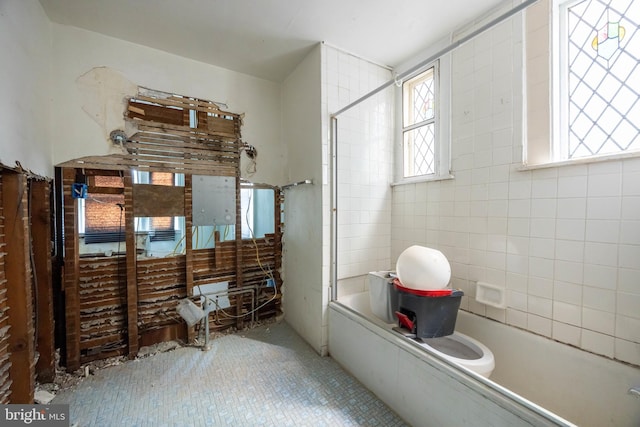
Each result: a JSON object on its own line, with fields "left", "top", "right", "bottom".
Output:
{"left": 34, "top": 389, "right": 55, "bottom": 404}
{"left": 136, "top": 340, "right": 181, "bottom": 359}
{"left": 40, "top": 319, "right": 278, "bottom": 395}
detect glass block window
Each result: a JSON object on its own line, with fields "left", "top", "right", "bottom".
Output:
{"left": 403, "top": 65, "right": 438, "bottom": 177}
{"left": 559, "top": 0, "right": 640, "bottom": 160}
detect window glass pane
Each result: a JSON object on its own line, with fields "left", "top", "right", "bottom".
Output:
{"left": 83, "top": 193, "right": 125, "bottom": 243}
{"left": 83, "top": 175, "right": 125, "bottom": 238}
{"left": 403, "top": 124, "right": 436, "bottom": 177}
{"left": 564, "top": 0, "right": 640, "bottom": 159}
{"left": 403, "top": 67, "right": 435, "bottom": 127}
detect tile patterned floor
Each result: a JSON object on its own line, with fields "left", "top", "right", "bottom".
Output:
{"left": 52, "top": 321, "right": 409, "bottom": 427}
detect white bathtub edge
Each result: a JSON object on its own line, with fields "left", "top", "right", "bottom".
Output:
{"left": 329, "top": 300, "right": 577, "bottom": 427}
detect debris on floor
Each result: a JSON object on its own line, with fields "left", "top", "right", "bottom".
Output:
{"left": 37, "top": 349, "right": 131, "bottom": 396}
{"left": 136, "top": 340, "right": 181, "bottom": 359}
{"left": 38, "top": 318, "right": 279, "bottom": 398}
{"left": 34, "top": 389, "right": 55, "bottom": 404}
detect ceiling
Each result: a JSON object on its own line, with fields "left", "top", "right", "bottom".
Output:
{"left": 38, "top": 0, "right": 507, "bottom": 82}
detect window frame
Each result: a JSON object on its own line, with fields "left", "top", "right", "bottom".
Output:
{"left": 394, "top": 55, "right": 452, "bottom": 185}
{"left": 525, "top": 0, "right": 640, "bottom": 168}
{"left": 79, "top": 175, "right": 126, "bottom": 244}
{"left": 402, "top": 65, "right": 438, "bottom": 178}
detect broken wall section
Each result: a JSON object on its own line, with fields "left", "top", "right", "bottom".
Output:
{"left": 58, "top": 89, "right": 283, "bottom": 369}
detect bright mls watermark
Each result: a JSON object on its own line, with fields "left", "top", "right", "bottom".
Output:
{"left": 2, "top": 405, "right": 69, "bottom": 426}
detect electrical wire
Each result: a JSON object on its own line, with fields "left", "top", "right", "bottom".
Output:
{"left": 242, "top": 189, "right": 278, "bottom": 313}
{"left": 240, "top": 142, "right": 257, "bottom": 177}
{"left": 245, "top": 189, "right": 275, "bottom": 283}
{"left": 169, "top": 233, "right": 186, "bottom": 256}
{"left": 203, "top": 227, "right": 215, "bottom": 248}
{"left": 194, "top": 188, "right": 279, "bottom": 323}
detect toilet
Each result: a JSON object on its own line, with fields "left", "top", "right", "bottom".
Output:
{"left": 418, "top": 332, "right": 495, "bottom": 378}
{"left": 368, "top": 270, "right": 495, "bottom": 378}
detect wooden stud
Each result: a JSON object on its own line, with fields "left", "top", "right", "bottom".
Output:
{"left": 234, "top": 173, "right": 244, "bottom": 329}
{"left": 124, "top": 173, "right": 138, "bottom": 358}
{"left": 184, "top": 175, "right": 195, "bottom": 343}
{"left": 3, "top": 173, "right": 35, "bottom": 403}
{"left": 62, "top": 168, "right": 81, "bottom": 371}
{"left": 31, "top": 180, "right": 55, "bottom": 383}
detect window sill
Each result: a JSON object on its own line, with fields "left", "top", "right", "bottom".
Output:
{"left": 391, "top": 173, "right": 455, "bottom": 187}
{"left": 520, "top": 151, "right": 640, "bottom": 172}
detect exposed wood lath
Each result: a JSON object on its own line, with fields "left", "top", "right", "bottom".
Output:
{"left": 0, "top": 175, "right": 12, "bottom": 403}
{"left": 78, "top": 257, "right": 127, "bottom": 361}
{"left": 58, "top": 90, "right": 242, "bottom": 176}
{"left": 58, "top": 89, "right": 283, "bottom": 369}
{"left": 137, "top": 257, "right": 187, "bottom": 334}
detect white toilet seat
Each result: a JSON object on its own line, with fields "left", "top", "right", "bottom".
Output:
{"left": 418, "top": 332, "right": 495, "bottom": 378}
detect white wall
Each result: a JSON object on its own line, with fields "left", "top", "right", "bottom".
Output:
{"left": 324, "top": 45, "right": 394, "bottom": 300}
{"left": 282, "top": 45, "right": 325, "bottom": 354}
{"left": 0, "top": 0, "right": 52, "bottom": 177}
{"left": 391, "top": 11, "right": 640, "bottom": 367}
{"left": 50, "top": 24, "right": 286, "bottom": 186}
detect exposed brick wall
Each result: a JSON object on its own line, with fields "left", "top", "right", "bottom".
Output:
{"left": 86, "top": 176, "right": 125, "bottom": 233}
{"left": 151, "top": 172, "right": 172, "bottom": 186}
{"left": 86, "top": 173, "right": 173, "bottom": 233}
{"left": 85, "top": 195, "right": 125, "bottom": 233}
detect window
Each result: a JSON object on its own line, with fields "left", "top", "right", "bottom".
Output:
{"left": 81, "top": 175, "right": 125, "bottom": 244}
{"left": 79, "top": 171, "right": 183, "bottom": 251}
{"left": 526, "top": 0, "right": 639, "bottom": 165}
{"left": 402, "top": 65, "right": 438, "bottom": 177}
{"left": 396, "top": 56, "right": 451, "bottom": 183}
{"left": 240, "top": 187, "right": 275, "bottom": 240}
{"left": 556, "top": 0, "right": 639, "bottom": 160}
{"left": 138, "top": 172, "right": 179, "bottom": 242}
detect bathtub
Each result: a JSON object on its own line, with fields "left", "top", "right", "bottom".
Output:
{"left": 329, "top": 292, "right": 640, "bottom": 427}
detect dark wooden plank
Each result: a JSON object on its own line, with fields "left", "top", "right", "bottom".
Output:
{"left": 124, "top": 174, "right": 138, "bottom": 358}
{"left": 3, "top": 173, "right": 35, "bottom": 403}
{"left": 184, "top": 175, "right": 195, "bottom": 343}
{"left": 132, "top": 184, "right": 185, "bottom": 217}
{"left": 31, "top": 180, "right": 55, "bottom": 383}
{"left": 127, "top": 100, "right": 184, "bottom": 125}
{"left": 234, "top": 174, "right": 244, "bottom": 329}
{"left": 63, "top": 168, "right": 81, "bottom": 371}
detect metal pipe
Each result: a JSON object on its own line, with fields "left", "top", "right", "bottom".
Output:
{"left": 197, "top": 286, "right": 257, "bottom": 350}
{"left": 281, "top": 179, "right": 313, "bottom": 190}
{"left": 330, "top": 0, "right": 539, "bottom": 119}
{"left": 330, "top": 117, "right": 338, "bottom": 302}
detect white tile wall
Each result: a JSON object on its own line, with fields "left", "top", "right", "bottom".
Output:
{"left": 323, "top": 45, "right": 393, "bottom": 284}
{"left": 386, "top": 13, "right": 640, "bottom": 366}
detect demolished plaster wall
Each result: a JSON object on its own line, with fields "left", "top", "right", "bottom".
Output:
{"left": 75, "top": 66, "right": 138, "bottom": 155}
{"left": 51, "top": 23, "right": 286, "bottom": 186}
{"left": 0, "top": 0, "right": 52, "bottom": 177}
